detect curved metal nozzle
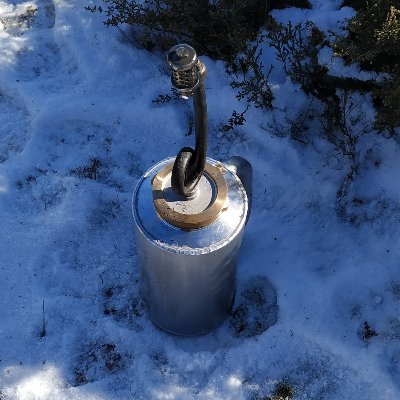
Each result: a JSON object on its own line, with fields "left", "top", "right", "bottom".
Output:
{"left": 166, "top": 44, "right": 208, "bottom": 198}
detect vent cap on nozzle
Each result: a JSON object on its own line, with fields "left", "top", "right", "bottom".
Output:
{"left": 167, "top": 44, "right": 206, "bottom": 99}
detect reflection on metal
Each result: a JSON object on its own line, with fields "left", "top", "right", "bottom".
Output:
{"left": 223, "top": 156, "right": 253, "bottom": 224}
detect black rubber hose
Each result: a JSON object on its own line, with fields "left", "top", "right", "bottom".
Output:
{"left": 171, "top": 83, "right": 208, "bottom": 197}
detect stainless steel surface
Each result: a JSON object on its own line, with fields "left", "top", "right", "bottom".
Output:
{"left": 133, "top": 157, "right": 248, "bottom": 335}
{"left": 224, "top": 156, "right": 253, "bottom": 224}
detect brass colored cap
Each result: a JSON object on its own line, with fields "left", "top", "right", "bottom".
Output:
{"left": 152, "top": 162, "right": 228, "bottom": 230}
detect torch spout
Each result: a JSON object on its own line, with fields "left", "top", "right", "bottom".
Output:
{"left": 167, "top": 44, "right": 208, "bottom": 198}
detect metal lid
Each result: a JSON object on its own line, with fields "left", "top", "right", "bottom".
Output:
{"left": 152, "top": 162, "right": 228, "bottom": 230}
{"left": 132, "top": 157, "right": 248, "bottom": 254}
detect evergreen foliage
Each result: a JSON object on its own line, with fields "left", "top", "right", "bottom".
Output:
{"left": 336, "top": 0, "right": 400, "bottom": 130}
{"left": 336, "top": 0, "right": 400, "bottom": 71}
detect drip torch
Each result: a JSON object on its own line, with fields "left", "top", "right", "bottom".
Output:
{"left": 132, "top": 44, "right": 252, "bottom": 335}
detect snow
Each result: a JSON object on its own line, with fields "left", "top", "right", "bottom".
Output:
{"left": 1, "top": 0, "right": 400, "bottom": 399}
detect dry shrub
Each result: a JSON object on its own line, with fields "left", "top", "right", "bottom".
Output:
{"left": 86, "top": 0, "right": 266, "bottom": 62}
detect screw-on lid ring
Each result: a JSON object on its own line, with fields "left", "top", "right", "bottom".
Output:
{"left": 152, "top": 162, "right": 228, "bottom": 230}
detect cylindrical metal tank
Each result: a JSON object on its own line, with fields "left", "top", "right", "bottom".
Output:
{"left": 132, "top": 157, "right": 248, "bottom": 336}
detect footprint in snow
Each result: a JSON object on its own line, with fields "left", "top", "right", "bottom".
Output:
{"left": 33, "top": 0, "right": 56, "bottom": 30}
{"left": 0, "top": 0, "right": 55, "bottom": 33}
{"left": 0, "top": 91, "right": 30, "bottom": 164}
{"left": 230, "top": 275, "right": 279, "bottom": 338}
{"left": 7, "top": 0, "right": 77, "bottom": 88}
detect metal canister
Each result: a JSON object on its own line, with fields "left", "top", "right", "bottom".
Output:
{"left": 132, "top": 157, "right": 248, "bottom": 336}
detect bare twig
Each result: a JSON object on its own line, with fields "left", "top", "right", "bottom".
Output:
{"left": 40, "top": 300, "right": 46, "bottom": 338}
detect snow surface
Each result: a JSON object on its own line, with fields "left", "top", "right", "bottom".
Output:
{"left": 1, "top": 0, "right": 400, "bottom": 399}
